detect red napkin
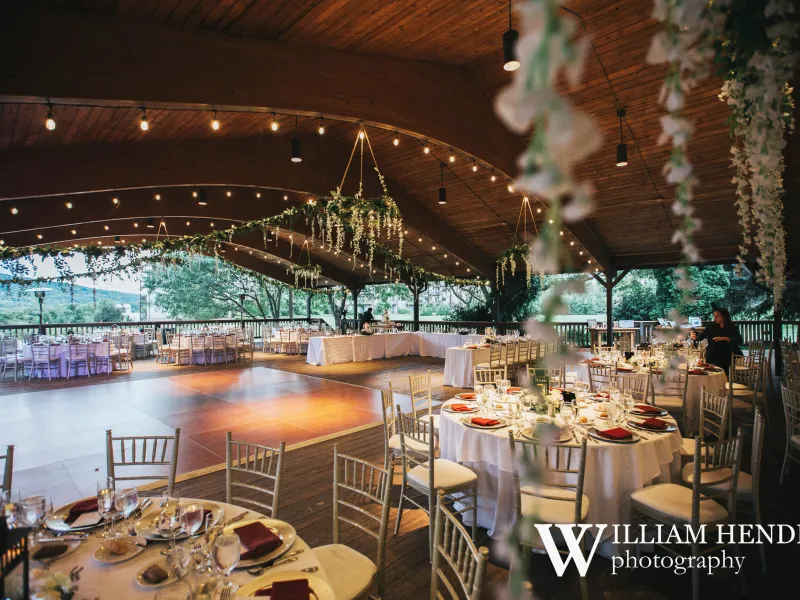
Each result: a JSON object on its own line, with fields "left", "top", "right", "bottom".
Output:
{"left": 458, "top": 393, "right": 476, "bottom": 400}
{"left": 235, "top": 522, "right": 282, "bottom": 560}
{"left": 598, "top": 427, "right": 632, "bottom": 440}
{"left": 634, "top": 404, "right": 662, "bottom": 414}
{"left": 595, "top": 392, "right": 610, "bottom": 398}
{"left": 65, "top": 498, "right": 99, "bottom": 525}
{"left": 471, "top": 417, "right": 500, "bottom": 427}
{"left": 255, "top": 579, "right": 310, "bottom": 599}
{"left": 642, "top": 418, "right": 669, "bottom": 430}
{"left": 448, "top": 404, "right": 473, "bottom": 412}
{"left": 688, "top": 369, "right": 706, "bottom": 375}
{"left": 507, "top": 387, "right": 522, "bottom": 393}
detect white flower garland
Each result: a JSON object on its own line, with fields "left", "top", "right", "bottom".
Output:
{"left": 719, "top": 0, "right": 796, "bottom": 305}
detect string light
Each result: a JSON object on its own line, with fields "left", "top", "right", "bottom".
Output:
{"left": 570, "top": 241, "right": 575, "bottom": 246}
{"left": 559, "top": 230, "right": 564, "bottom": 236}
{"left": 45, "top": 103, "right": 56, "bottom": 130}
{"left": 444, "top": 254, "right": 448, "bottom": 258}
{"left": 140, "top": 108, "right": 149, "bottom": 131}
{"left": 358, "top": 129, "right": 365, "bottom": 140}
{"left": 472, "top": 161, "right": 478, "bottom": 172}
{"left": 270, "top": 112, "right": 279, "bottom": 131}
{"left": 456, "top": 261, "right": 460, "bottom": 265}
{"left": 256, "top": 192, "right": 261, "bottom": 198}
{"left": 579, "top": 251, "right": 584, "bottom": 255}
{"left": 186, "top": 221, "right": 191, "bottom": 226}
{"left": 490, "top": 171, "right": 497, "bottom": 182}
{"left": 10, "top": 208, "right": 18, "bottom": 215}
{"left": 536, "top": 207, "right": 541, "bottom": 213}
{"left": 449, "top": 149, "right": 455, "bottom": 163}
{"left": 283, "top": 195, "right": 288, "bottom": 201}
{"left": 192, "top": 191, "right": 198, "bottom": 198}
{"left": 507, "top": 183, "right": 514, "bottom": 193}
{"left": 432, "top": 246, "right": 436, "bottom": 250}
{"left": 36, "top": 233, "right": 43, "bottom": 240}
{"left": 418, "top": 237, "right": 422, "bottom": 242}
{"left": 211, "top": 110, "right": 220, "bottom": 131}
{"left": 423, "top": 141, "right": 430, "bottom": 154}
{"left": 133, "top": 222, "right": 139, "bottom": 228}
{"left": 393, "top": 131, "right": 400, "bottom": 146}
{"left": 548, "top": 219, "right": 554, "bottom": 224}
{"left": 65, "top": 202, "right": 73, "bottom": 209}
{"left": 318, "top": 117, "right": 325, "bottom": 135}
{"left": 70, "top": 229, "right": 76, "bottom": 235}
{"left": 210, "top": 222, "right": 215, "bottom": 227}
{"left": 112, "top": 197, "right": 119, "bottom": 205}
{"left": 103, "top": 225, "right": 110, "bottom": 231}
{"left": 226, "top": 191, "right": 232, "bottom": 197}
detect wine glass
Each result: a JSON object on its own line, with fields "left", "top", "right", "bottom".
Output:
{"left": 180, "top": 502, "right": 205, "bottom": 537}
{"left": 560, "top": 403, "right": 573, "bottom": 431}
{"left": 96, "top": 478, "right": 117, "bottom": 538}
{"left": 1, "top": 489, "right": 21, "bottom": 528}
{"left": 623, "top": 391, "right": 635, "bottom": 420}
{"left": 212, "top": 533, "right": 241, "bottom": 590}
{"left": 607, "top": 401, "right": 621, "bottom": 425}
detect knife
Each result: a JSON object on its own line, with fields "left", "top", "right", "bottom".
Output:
{"left": 222, "top": 511, "right": 249, "bottom": 528}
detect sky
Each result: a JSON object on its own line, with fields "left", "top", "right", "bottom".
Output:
{"left": 1, "top": 254, "right": 143, "bottom": 294}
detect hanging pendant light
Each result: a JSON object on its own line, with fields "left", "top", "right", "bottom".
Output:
{"left": 140, "top": 108, "right": 149, "bottom": 131}
{"left": 616, "top": 108, "right": 628, "bottom": 167}
{"left": 438, "top": 163, "right": 447, "bottom": 205}
{"left": 45, "top": 102, "right": 56, "bottom": 130}
{"left": 291, "top": 116, "right": 302, "bottom": 163}
{"left": 503, "top": 0, "right": 520, "bottom": 71}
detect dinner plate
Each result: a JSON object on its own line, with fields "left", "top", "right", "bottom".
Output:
{"left": 30, "top": 539, "right": 81, "bottom": 563}
{"left": 442, "top": 402, "right": 479, "bottom": 414}
{"left": 629, "top": 406, "right": 668, "bottom": 417}
{"left": 587, "top": 427, "right": 641, "bottom": 444}
{"left": 237, "top": 571, "right": 334, "bottom": 600}
{"left": 519, "top": 426, "right": 572, "bottom": 443}
{"left": 460, "top": 416, "right": 510, "bottom": 430}
{"left": 47, "top": 498, "right": 105, "bottom": 532}
{"left": 134, "top": 501, "right": 223, "bottom": 542}
{"left": 225, "top": 518, "right": 296, "bottom": 568}
{"left": 454, "top": 393, "right": 477, "bottom": 401}
{"left": 93, "top": 538, "right": 146, "bottom": 564}
{"left": 627, "top": 419, "right": 677, "bottom": 433}
{"left": 135, "top": 559, "right": 179, "bottom": 588}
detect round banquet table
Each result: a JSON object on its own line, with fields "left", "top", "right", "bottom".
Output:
{"left": 575, "top": 363, "right": 727, "bottom": 433}
{"left": 439, "top": 406, "right": 683, "bottom": 554}
{"left": 38, "top": 498, "right": 326, "bottom": 599}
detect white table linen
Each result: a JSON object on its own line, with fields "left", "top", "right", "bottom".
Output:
{"left": 439, "top": 409, "right": 682, "bottom": 546}
{"left": 417, "top": 333, "right": 465, "bottom": 358}
{"left": 442, "top": 347, "right": 491, "bottom": 388}
{"left": 39, "top": 499, "right": 325, "bottom": 600}
{"left": 575, "top": 364, "right": 727, "bottom": 432}
{"left": 383, "top": 332, "right": 414, "bottom": 358}
{"left": 22, "top": 342, "right": 112, "bottom": 377}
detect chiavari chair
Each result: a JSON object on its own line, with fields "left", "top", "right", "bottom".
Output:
{"left": 632, "top": 429, "right": 745, "bottom": 600}
{"left": 430, "top": 489, "right": 489, "bottom": 600}
{"left": 472, "top": 366, "right": 507, "bottom": 387}
{"left": 780, "top": 384, "right": 800, "bottom": 484}
{"left": 66, "top": 343, "right": 90, "bottom": 379}
{"left": 191, "top": 335, "right": 208, "bottom": 365}
{"left": 280, "top": 329, "right": 299, "bottom": 355}
{"left": 650, "top": 366, "right": 690, "bottom": 434}
{"left": 680, "top": 388, "right": 730, "bottom": 463}
{"left": 474, "top": 342, "right": 507, "bottom": 371}
{"left": 0, "top": 337, "right": 21, "bottom": 381}
{"left": 106, "top": 428, "right": 180, "bottom": 496}
{"left": 225, "top": 333, "right": 238, "bottom": 363}
{"left": 613, "top": 374, "right": 649, "bottom": 403}
{"left": 409, "top": 370, "right": 439, "bottom": 430}
{"left": 225, "top": 433, "right": 285, "bottom": 518}
{"left": 507, "top": 431, "right": 590, "bottom": 600}
{"left": 311, "top": 445, "right": 392, "bottom": 600}
{"left": 29, "top": 344, "right": 59, "bottom": 380}
{"left": 394, "top": 409, "right": 478, "bottom": 558}
{"left": 209, "top": 335, "right": 227, "bottom": 364}
{"left": 380, "top": 383, "right": 426, "bottom": 471}
{"left": 587, "top": 365, "right": 612, "bottom": 393}
{"left": 1, "top": 445, "right": 13, "bottom": 492}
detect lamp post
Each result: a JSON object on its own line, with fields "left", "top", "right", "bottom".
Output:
{"left": 239, "top": 293, "right": 246, "bottom": 327}
{"left": 27, "top": 288, "right": 52, "bottom": 335}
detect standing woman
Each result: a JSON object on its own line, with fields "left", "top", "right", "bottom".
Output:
{"left": 690, "top": 307, "right": 743, "bottom": 374}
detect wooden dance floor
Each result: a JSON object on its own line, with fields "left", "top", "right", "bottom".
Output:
{"left": 2, "top": 364, "right": 418, "bottom": 506}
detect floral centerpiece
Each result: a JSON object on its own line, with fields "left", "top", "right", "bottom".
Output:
{"left": 360, "top": 323, "right": 374, "bottom": 336}
{"left": 5, "top": 567, "right": 82, "bottom": 600}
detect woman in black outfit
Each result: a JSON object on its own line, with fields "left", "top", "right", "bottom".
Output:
{"left": 690, "top": 307, "right": 743, "bottom": 374}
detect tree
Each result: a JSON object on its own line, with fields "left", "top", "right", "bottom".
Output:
{"left": 447, "top": 274, "right": 540, "bottom": 322}
{"left": 93, "top": 299, "right": 124, "bottom": 322}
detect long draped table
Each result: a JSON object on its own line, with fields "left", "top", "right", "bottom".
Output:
{"left": 439, "top": 407, "right": 683, "bottom": 553}
{"left": 38, "top": 499, "right": 326, "bottom": 599}
{"left": 22, "top": 342, "right": 113, "bottom": 378}
{"left": 305, "top": 332, "right": 484, "bottom": 366}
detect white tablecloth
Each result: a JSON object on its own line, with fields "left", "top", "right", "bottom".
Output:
{"left": 22, "top": 342, "right": 112, "bottom": 378}
{"left": 575, "top": 364, "right": 727, "bottom": 433}
{"left": 439, "top": 409, "right": 682, "bottom": 546}
{"left": 417, "top": 333, "right": 465, "bottom": 358}
{"left": 442, "top": 347, "right": 491, "bottom": 388}
{"left": 306, "top": 335, "right": 357, "bottom": 365}
{"left": 38, "top": 499, "right": 325, "bottom": 599}
{"left": 384, "top": 332, "right": 414, "bottom": 358}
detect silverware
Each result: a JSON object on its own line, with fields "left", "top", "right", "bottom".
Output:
{"left": 220, "top": 585, "right": 232, "bottom": 600}
{"left": 302, "top": 566, "right": 319, "bottom": 573}
{"left": 247, "top": 551, "right": 303, "bottom": 576}
{"left": 222, "top": 511, "right": 249, "bottom": 528}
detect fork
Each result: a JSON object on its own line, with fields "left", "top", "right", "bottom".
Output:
{"left": 219, "top": 585, "right": 232, "bottom": 600}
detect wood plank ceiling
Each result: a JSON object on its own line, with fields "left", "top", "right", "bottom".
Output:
{"left": 2, "top": 0, "right": 794, "bottom": 283}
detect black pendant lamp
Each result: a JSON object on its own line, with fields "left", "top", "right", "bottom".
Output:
{"left": 146, "top": 218, "right": 155, "bottom": 229}
{"left": 438, "top": 163, "right": 447, "bottom": 205}
{"left": 503, "top": 0, "right": 520, "bottom": 71}
{"left": 291, "top": 116, "right": 302, "bottom": 163}
{"left": 616, "top": 108, "right": 628, "bottom": 167}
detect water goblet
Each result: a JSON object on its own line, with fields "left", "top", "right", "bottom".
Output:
{"left": 606, "top": 401, "right": 621, "bottom": 425}
{"left": 212, "top": 533, "right": 241, "bottom": 591}
{"left": 622, "top": 391, "right": 635, "bottom": 420}
{"left": 1, "top": 489, "right": 22, "bottom": 528}
{"left": 96, "top": 479, "right": 116, "bottom": 538}
{"left": 179, "top": 502, "right": 205, "bottom": 537}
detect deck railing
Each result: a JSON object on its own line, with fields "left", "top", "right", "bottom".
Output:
{"left": 0, "top": 318, "right": 324, "bottom": 339}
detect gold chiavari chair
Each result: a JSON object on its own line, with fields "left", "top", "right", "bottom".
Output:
{"left": 225, "top": 433, "right": 285, "bottom": 518}
{"left": 409, "top": 370, "right": 439, "bottom": 430}
{"left": 430, "top": 489, "right": 489, "bottom": 600}
{"left": 311, "top": 446, "right": 392, "bottom": 600}
{"left": 1, "top": 445, "right": 13, "bottom": 492}
{"left": 587, "top": 365, "right": 612, "bottom": 393}
{"left": 474, "top": 342, "right": 507, "bottom": 371}
{"left": 780, "top": 384, "right": 800, "bottom": 484}
{"left": 106, "top": 428, "right": 180, "bottom": 495}
{"left": 472, "top": 367, "right": 507, "bottom": 387}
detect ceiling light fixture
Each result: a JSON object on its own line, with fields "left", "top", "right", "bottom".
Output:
{"left": 449, "top": 149, "right": 455, "bottom": 163}
{"left": 146, "top": 219, "right": 155, "bottom": 229}
{"left": 270, "top": 112, "right": 279, "bottom": 131}
{"left": 490, "top": 170, "right": 497, "bottom": 182}
{"left": 112, "top": 197, "right": 119, "bottom": 204}
{"left": 197, "top": 188, "right": 208, "bottom": 206}
{"left": 616, "top": 108, "right": 628, "bottom": 167}
{"left": 291, "top": 116, "right": 302, "bottom": 163}
{"left": 503, "top": 0, "right": 520, "bottom": 71}
{"left": 393, "top": 131, "right": 400, "bottom": 146}
{"left": 211, "top": 110, "right": 220, "bottom": 131}
{"left": 318, "top": 116, "right": 325, "bottom": 135}
{"left": 423, "top": 141, "right": 430, "bottom": 154}
{"left": 438, "top": 162, "right": 447, "bottom": 205}
{"left": 45, "top": 102, "right": 56, "bottom": 130}
{"left": 140, "top": 108, "right": 149, "bottom": 131}
{"left": 65, "top": 202, "right": 73, "bottom": 209}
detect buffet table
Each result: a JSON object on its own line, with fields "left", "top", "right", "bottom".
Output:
{"left": 439, "top": 405, "right": 682, "bottom": 552}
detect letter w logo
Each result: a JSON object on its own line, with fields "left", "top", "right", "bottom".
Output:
{"left": 534, "top": 524, "right": 606, "bottom": 577}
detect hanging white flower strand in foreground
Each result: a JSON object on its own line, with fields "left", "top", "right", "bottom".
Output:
{"left": 495, "top": 0, "right": 601, "bottom": 276}
{"left": 719, "top": 0, "right": 797, "bottom": 306}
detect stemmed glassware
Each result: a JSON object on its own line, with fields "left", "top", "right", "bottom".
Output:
{"left": 212, "top": 533, "right": 241, "bottom": 592}
{"left": 622, "top": 391, "right": 635, "bottom": 421}
{"left": 1, "top": 489, "right": 21, "bottom": 528}
{"left": 97, "top": 478, "right": 117, "bottom": 538}
{"left": 21, "top": 494, "right": 52, "bottom": 542}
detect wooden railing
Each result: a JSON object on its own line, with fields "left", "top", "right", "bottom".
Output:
{"left": 0, "top": 318, "right": 325, "bottom": 339}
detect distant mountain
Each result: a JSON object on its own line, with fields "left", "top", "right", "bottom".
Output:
{"left": 0, "top": 273, "right": 140, "bottom": 309}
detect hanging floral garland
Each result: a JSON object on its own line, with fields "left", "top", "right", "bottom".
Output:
{"left": 718, "top": 0, "right": 797, "bottom": 305}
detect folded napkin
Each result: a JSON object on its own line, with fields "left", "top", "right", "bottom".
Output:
{"left": 65, "top": 498, "right": 99, "bottom": 525}
{"left": 255, "top": 579, "right": 310, "bottom": 599}
{"left": 641, "top": 418, "right": 669, "bottom": 430}
{"left": 688, "top": 369, "right": 706, "bottom": 375}
{"left": 596, "top": 392, "right": 610, "bottom": 398}
{"left": 471, "top": 417, "right": 500, "bottom": 427}
{"left": 458, "top": 393, "right": 476, "bottom": 400}
{"left": 448, "top": 404, "right": 473, "bottom": 412}
{"left": 598, "top": 427, "right": 632, "bottom": 440}
{"left": 633, "top": 404, "right": 662, "bottom": 414}
{"left": 507, "top": 387, "right": 522, "bottom": 393}
{"left": 235, "top": 521, "right": 282, "bottom": 560}
{"left": 616, "top": 365, "right": 634, "bottom": 371}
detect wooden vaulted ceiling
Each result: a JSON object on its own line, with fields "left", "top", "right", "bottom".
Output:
{"left": 1, "top": 0, "right": 796, "bottom": 288}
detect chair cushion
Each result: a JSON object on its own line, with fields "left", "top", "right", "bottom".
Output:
{"left": 680, "top": 438, "right": 716, "bottom": 458}
{"left": 408, "top": 459, "right": 477, "bottom": 490}
{"left": 725, "top": 383, "right": 752, "bottom": 392}
{"left": 631, "top": 483, "right": 727, "bottom": 523}
{"left": 520, "top": 484, "right": 590, "bottom": 524}
{"left": 681, "top": 462, "right": 753, "bottom": 499}
{"left": 475, "top": 361, "right": 507, "bottom": 369}
{"left": 652, "top": 395, "right": 684, "bottom": 409}
{"left": 388, "top": 433, "right": 429, "bottom": 454}
{"left": 312, "top": 544, "right": 376, "bottom": 600}
{"left": 731, "top": 398, "right": 754, "bottom": 411}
